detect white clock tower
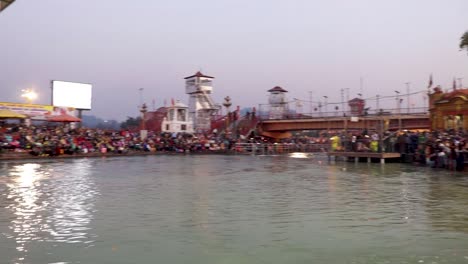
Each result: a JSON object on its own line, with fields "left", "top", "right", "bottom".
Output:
{"left": 184, "top": 71, "right": 218, "bottom": 131}
{"left": 268, "top": 86, "right": 289, "bottom": 119}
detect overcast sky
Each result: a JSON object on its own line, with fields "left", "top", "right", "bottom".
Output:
{"left": 1, "top": 0, "right": 467, "bottom": 120}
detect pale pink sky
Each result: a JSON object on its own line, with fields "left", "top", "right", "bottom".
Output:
{"left": 1, "top": 0, "right": 467, "bottom": 120}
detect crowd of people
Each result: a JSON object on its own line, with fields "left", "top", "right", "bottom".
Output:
{"left": 0, "top": 124, "right": 236, "bottom": 157}
{"left": 327, "top": 129, "right": 467, "bottom": 171}
{"left": 0, "top": 123, "right": 466, "bottom": 171}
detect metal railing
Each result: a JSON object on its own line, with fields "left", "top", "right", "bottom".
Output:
{"left": 232, "top": 143, "right": 328, "bottom": 155}
{"left": 257, "top": 104, "right": 428, "bottom": 120}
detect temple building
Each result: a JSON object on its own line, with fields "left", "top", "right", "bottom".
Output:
{"left": 144, "top": 107, "right": 167, "bottom": 133}
{"left": 143, "top": 71, "right": 220, "bottom": 133}
{"left": 428, "top": 86, "right": 468, "bottom": 131}
{"left": 161, "top": 101, "right": 194, "bottom": 133}
{"left": 348, "top": 98, "right": 366, "bottom": 116}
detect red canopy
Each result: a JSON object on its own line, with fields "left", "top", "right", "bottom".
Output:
{"left": 46, "top": 113, "right": 81, "bottom": 122}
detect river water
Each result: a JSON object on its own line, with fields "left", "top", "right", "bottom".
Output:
{"left": 0, "top": 154, "right": 467, "bottom": 264}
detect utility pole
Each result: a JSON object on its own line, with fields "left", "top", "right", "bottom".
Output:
{"left": 376, "top": 94, "right": 380, "bottom": 113}
{"left": 405, "top": 82, "right": 410, "bottom": 114}
{"left": 457, "top": 78, "right": 464, "bottom": 88}
{"left": 345, "top": 88, "right": 350, "bottom": 115}
{"left": 340, "top": 89, "right": 345, "bottom": 116}
{"left": 323, "top": 96, "right": 328, "bottom": 116}
{"left": 395, "top": 90, "right": 401, "bottom": 131}
{"left": 359, "top": 77, "right": 364, "bottom": 96}
{"left": 309, "top": 91, "right": 313, "bottom": 116}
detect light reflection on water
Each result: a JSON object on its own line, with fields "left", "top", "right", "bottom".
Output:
{"left": 0, "top": 155, "right": 468, "bottom": 263}
{"left": 6, "top": 163, "right": 45, "bottom": 253}
{"left": 1, "top": 160, "right": 98, "bottom": 263}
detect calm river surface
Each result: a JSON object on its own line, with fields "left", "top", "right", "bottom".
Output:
{"left": 1, "top": 154, "right": 468, "bottom": 264}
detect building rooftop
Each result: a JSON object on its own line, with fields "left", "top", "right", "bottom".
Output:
{"left": 169, "top": 100, "right": 188, "bottom": 108}
{"left": 348, "top": 97, "right": 365, "bottom": 103}
{"left": 184, "top": 71, "right": 214, "bottom": 79}
{"left": 435, "top": 88, "right": 468, "bottom": 103}
{"left": 268, "top": 86, "right": 288, "bottom": 93}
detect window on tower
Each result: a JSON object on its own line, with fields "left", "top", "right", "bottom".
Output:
{"left": 169, "top": 109, "right": 175, "bottom": 121}
{"left": 200, "top": 80, "right": 212, "bottom": 86}
{"left": 177, "top": 109, "right": 186, "bottom": 121}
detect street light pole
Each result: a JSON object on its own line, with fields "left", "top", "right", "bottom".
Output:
{"left": 323, "top": 96, "right": 328, "bottom": 117}
{"left": 140, "top": 103, "right": 147, "bottom": 130}
{"left": 345, "top": 88, "right": 350, "bottom": 114}
{"left": 223, "top": 96, "right": 232, "bottom": 138}
{"left": 376, "top": 94, "right": 380, "bottom": 114}
{"left": 395, "top": 90, "right": 401, "bottom": 131}
{"left": 405, "top": 82, "right": 410, "bottom": 114}
{"left": 341, "top": 89, "right": 345, "bottom": 116}
{"left": 309, "top": 91, "right": 313, "bottom": 116}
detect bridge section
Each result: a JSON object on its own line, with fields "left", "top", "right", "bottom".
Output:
{"left": 259, "top": 114, "right": 430, "bottom": 132}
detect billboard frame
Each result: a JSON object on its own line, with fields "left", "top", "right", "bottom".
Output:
{"left": 51, "top": 80, "right": 93, "bottom": 111}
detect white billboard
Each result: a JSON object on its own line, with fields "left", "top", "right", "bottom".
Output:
{"left": 52, "top": 80, "right": 92, "bottom": 110}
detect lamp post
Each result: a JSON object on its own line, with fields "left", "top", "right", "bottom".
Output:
{"left": 140, "top": 103, "right": 147, "bottom": 130}
{"left": 223, "top": 96, "right": 232, "bottom": 137}
{"left": 376, "top": 94, "right": 380, "bottom": 114}
{"left": 345, "top": 88, "right": 350, "bottom": 114}
{"left": 378, "top": 109, "right": 384, "bottom": 153}
{"left": 340, "top": 89, "right": 345, "bottom": 116}
{"left": 323, "top": 96, "right": 328, "bottom": 117}
{"left": 394, "top": 90, "right": 401, "bottom": 131}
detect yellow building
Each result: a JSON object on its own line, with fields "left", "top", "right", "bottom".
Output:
{"left": 429, "top": 86, "right": 468, "bottom": 131}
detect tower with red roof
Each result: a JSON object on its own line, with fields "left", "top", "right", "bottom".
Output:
{"left": 268, "top": 86, "right": 289, "bottom": 119}
{"left": 184, "top": 71, "right": 219, "bottom": 131}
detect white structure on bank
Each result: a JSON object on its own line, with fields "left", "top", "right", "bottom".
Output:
{"left": 268, "top": 86, "right": 289, "bottom": 119}
{"left": 161, "top": 100, "right": 194, "bottom": 133}
{"left": 184, "top": 71, "right": 219, "bottom": 131}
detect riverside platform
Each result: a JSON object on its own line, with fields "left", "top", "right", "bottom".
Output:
{"left": 327, "top": 151, "right": 401, "bottom": 164}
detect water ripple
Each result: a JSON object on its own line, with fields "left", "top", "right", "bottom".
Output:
{"left": 0, "top": 160, "right": 99, "bottom": 263}
{"left": 1, "top": 156, "right": 468, "bottom": 263}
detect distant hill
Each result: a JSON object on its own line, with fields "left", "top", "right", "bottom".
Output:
{"left": 82, "top": 115, "right": 120, "bottom": 130}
